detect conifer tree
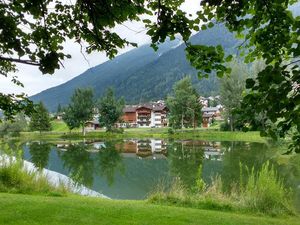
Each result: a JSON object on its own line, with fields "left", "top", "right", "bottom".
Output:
{"left": 29, "top": 102, "right": 52, "bottom": 133}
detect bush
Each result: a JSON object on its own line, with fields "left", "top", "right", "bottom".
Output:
{"left": 220, "top": 122, "right": 231, "bottom": 131}
{"left": 167, "top": 128, "right": 175, "bottom": 135}
{"left": 109, "top": 127, "right": 124, "bottom": 134}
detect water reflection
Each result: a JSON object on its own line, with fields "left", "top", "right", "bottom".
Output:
{"left": 96, "top": 141, "right": 124, "bottom": 186}
{"left": 167, "top": 141, "right": 204, "bottom": 188}
{"left": 29, "top": 142, "right": 51, "bottom": 170}
{"left": 58, "top": 143, "right": 95, "bottom": 187}
{"left": 1, "top": 138, "right": 299, "bottom": 204}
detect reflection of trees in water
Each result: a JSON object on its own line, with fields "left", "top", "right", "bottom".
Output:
{"left": 57, "top": 141, "right": 124, "bottom": 188}
{"left": 275, "top": 154, "right": 300, "bottom": 190}
{"left": 1, "top": 139, "right": 23, "bottom": 158}
{"left": 29, "top": 142, "right": 51, "bottom": 169}
{"left": 96, "top": 141, "right": 125, "bottom": 186}
{"left": 167, "top": 141, "right": 204, "bottom": 188}
{"left": 58, "top": 143, "right": 94, "bottom": 188}
{"left": 221, "top": 142, "right": 276, "bottom": 192}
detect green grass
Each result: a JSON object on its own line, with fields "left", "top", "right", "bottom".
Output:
{"left": 17, "top": 129, "right": 267, "bottom": 143}
{"left": 0, "top": 160, "right": 69, "bottom": 196}
{"left": 51, "top": 120, "right": 81, "bottom": 132}
{"left": 0, "top": 193, "right": 298, "bottom": 225}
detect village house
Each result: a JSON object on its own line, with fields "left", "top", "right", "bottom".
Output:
{"left": 121, "top": 102, "right": 168, "bottom": 128}
{"left": 201, "top": 106, "right": 223, "bottom": 128}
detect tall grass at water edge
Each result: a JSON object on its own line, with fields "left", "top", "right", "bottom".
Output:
{"left": 0, "top": 157, "right": 69, "bottom": 196}
{"left": 148, "top": 161, "right": 296, "bottom": 216}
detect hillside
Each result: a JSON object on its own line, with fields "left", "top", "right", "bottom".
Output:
{"left": 31, "top": 23, "right": 240, "bottom": 112}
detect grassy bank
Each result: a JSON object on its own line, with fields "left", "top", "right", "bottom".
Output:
{"left": 0, "top": 193, "right": 298, "bottom": 225}
{"left": 16, "top": 129, "right": 267, "bottom": 143}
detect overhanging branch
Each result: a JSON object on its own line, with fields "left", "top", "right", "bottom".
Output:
{"left": 0, "top": 56, "right": 40, "bottom": 66}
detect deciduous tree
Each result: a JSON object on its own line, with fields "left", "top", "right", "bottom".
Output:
{"left": 97, "top": 88, "right": 125, "bottom": 132}
{"left": 63, "top": 88, "right": 94, "bottom": 135}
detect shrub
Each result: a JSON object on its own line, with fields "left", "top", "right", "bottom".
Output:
{"left": 167, "top": 128, "right": 175, "bottom": 135}
{"left": 220, "top": 122, "right": 231, "bottom": 131}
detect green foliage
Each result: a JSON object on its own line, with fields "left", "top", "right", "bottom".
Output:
{"left": 0, "top": 113, "right": 28, "bottom": 136}
{"left": 97, "top": 88, "right": 125, "bottom": 132}
{"left": 166, "top": 77, "right": 202, "bottom": 129}
{"left": 220, "top": 59, "right": 249, "bottom": 131}
{"left": 29, "top": 102, "right": 52, "bottom": 132}
{"left": 63, "top": 88, "right": 94, "bottom": 135}
{"left": 240, "top": 161, "right": 294, "bottom": 215}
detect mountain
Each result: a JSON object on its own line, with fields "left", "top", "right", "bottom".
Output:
{"left": 31, "top": 23, "right": 240, "bottom": 112}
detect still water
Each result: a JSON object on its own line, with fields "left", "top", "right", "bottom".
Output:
{"left": 1, "top": 139, "right": 300, "bottom": 206}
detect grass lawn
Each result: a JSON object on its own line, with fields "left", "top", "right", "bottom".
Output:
{"left": 17, "top": 120, "right": 267, "bottom": 143}
{"left": 0, "top": 193, "right": 298, "bottom": 225}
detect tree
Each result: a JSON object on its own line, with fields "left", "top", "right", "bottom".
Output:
{"left": 29, "top": 102, "right": 51, "bottom": 133}
{"left": 220, "top": 60, "right": 249, "bottom": 131}
{"left": 1, "top": 0, "right": 300, "bottom": 151}
{"left": 56, "top": 104, "right": 62, "bottom": 114}
{"left": 62, "top": 106, "right": 80, "bottom": 133}
{"left": 63, "top": 88, "right": 94, "bottom": 135}
{"left": 97, "top": 88, "right": 125, "bottom": 132}
{"left": 166, "top": 77, "right": 202, "bottom": 129}
{"left": 0, "top": 113, "right": 28, "bottom": 136}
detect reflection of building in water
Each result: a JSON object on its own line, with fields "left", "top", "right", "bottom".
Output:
{"left": 115, "top": 139, "right": 167, "bottom": 159}
{"left": 180, "top": 140, "right": 223, "bottom": 161}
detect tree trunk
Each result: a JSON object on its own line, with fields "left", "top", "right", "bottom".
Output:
{"left": 181, "top": 114, "right": 184, "bottom": 132}
{"left": 82, "top": 123, "right": 86, "bottom": 136}
{"left": 230, "top": 115, "right": 234, "bottom": 132}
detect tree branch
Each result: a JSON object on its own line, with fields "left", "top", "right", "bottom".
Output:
{"left": 285, "top": 59, "right": 300, "bottom": 67}
{"left": 0, "top": 56, "right": 40, "bottom": 66}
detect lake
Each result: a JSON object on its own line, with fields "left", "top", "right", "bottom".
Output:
{"left": 1, "top": 138, "right": 299, "bottom": 209}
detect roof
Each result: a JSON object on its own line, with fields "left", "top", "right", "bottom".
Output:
{"left": 202, "top": 112, "right": 215, "bottom": 118}
{"left": 123, "top": 106, "right": 137, "bottom": 113}
{"left": 86, "top": 120, "right": 99, "bottom": 125}
{"left": 123, "top": 103, "right": 168, "bottom": 113}
{"left": 201, "top": 107, "right": 219, "bottom": 112}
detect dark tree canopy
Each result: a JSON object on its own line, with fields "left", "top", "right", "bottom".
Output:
{"left": 1, "top": 0, "right": 300, "bottom": 151}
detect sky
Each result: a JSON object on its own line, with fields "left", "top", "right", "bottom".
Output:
{"left": 0, "top": 1, "right": 201, "bottom": 97}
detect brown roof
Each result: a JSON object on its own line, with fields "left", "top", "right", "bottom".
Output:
{"left": 123, "top": 106, "right": 137, "bottom": 113}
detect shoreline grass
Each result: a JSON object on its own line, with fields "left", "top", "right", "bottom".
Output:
{"left": 0, "top": 159, "right": 69, "bottom": 196}
{"left": 148, "top": 161, "right": 296, "bottom": 217}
